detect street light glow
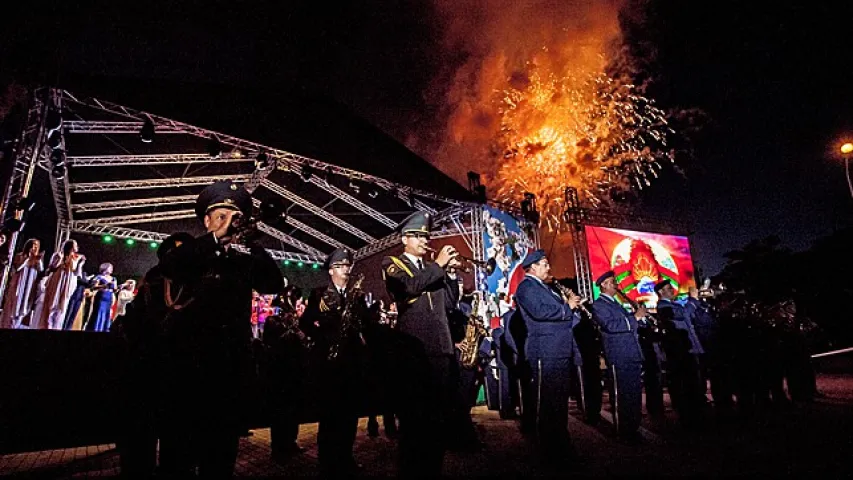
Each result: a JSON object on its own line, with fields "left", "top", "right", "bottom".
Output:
{"left": 841, "top": 143, "right": 853, "bottom": 155}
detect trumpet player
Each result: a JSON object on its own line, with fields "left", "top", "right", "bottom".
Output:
{"left": 381, "top": 211, "right": 462, "bottom": 477}
{"left": 591, "top": 271, "right": 646, "bottom": 444}
{"left": 514, "top": 249, "right": 583, "bottom": 466}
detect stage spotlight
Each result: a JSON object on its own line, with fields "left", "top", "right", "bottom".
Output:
{"left": 520, "top": 192, "right": 540, "bottom": 223}
{"left": 207, "top": 137, "right": 222, "bottom": 158}
{"left": 348, "top": 178, "right": 361, "bottom": 194}
{"left": 16, "top": 197, "right": 35, "bottom": 212}
{"left": 149, "top": 241, "right": 159, "bottom": 249}
{"left": 259, "top": 197, "right": 286, "bottom": 223}
{"left": 255, "top": 152, "right": 269, "bottom": 170}
{"left": 473, "top": 185, "right": 487, "bottom": 203}
{"left": 50, "top": 149, "right": 66, "bottom": 167}
{"left": 283, "top": 260, "right": 291, "bottom": 266}
{"left": 140, "top": 117, "right": 155, "bottom": 143}
{"left": 312, "top": 263, "right": 319, "bottom": 269}
{"left": 300, "top": 165, "right": 313, "bottom": 182}
{"left": 47, "top": 130, "right": 62, "bottom": 149}
{"left": 102, "top": 235, "right": 114, "bottom": 244}
{"left": 51, "top": 164, "right": 66, "bottom": 179}
{"left": 297, "top": 261, "right": 304, "bottom": 268}
{"left": 125, "top": 238, "right": 136, "bottom": 246}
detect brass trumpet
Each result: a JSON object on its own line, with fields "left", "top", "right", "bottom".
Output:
{"left": 423, "top": 246, "right": 497, "bottom": 276}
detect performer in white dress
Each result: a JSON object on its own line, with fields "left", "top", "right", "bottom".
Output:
{"left": 0, "top": 239, "right": 44, "bottom": 328}
{"left": 37, "top": 239, "right": 86, "bottom": 330}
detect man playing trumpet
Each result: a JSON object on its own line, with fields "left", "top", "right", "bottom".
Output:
{"left": 381, "top": 211, "right": 463, "bottom": 477}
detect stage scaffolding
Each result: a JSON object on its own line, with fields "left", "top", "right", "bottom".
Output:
{"left": 1, "top": 87, "right": 504, "bottom": 300}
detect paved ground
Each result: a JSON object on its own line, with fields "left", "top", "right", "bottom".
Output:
{"left": 3, "top": 374, "right": 853, "bottom": 478}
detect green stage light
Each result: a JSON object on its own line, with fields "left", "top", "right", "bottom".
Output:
{"left": 102, "top": 235, "right": 114, "bottom": 244}
{"left": 312, "top": 263, "right": 319, "bottom": 269}
{"left": 125, "top": 238, "right": 136, "bottom": 246}
{"left": 297, "top": 261, "right": 304, "bottom": 268}
{"left": 149, "top": 241, "right": 159, "bottom": 249}
{"left": 283, "top": 260, "right": 291, "bottom": 266}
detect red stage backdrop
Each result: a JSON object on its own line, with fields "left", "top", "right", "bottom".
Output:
{"left": 584, "top": 225, "right": 696, "bottom": 308}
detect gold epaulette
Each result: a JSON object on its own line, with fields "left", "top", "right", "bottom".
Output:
{"left": 385, "top": 256, "right": 414, "bottom": 278}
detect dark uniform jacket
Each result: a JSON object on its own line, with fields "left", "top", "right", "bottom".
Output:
{"left": 160, "top": 233, "right": 284, "bottom": 368}
{"left": 514, "top": 275, "right": 581, "bottom": 363}
{"left": 657, "top": 298, "right": 704, "bottom": 355}
{"left": 591, "top": 295, "right": 644, "bottom": 365}
{"left": 301, "top": 283, "right": 367, "bottom": 360}
{"left": 382, "top": 254, "right": 454, "bottom": 357}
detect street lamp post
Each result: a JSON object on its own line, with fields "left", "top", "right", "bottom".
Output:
{"left": 841, "top": 143, "right": 853, "bottom": 200}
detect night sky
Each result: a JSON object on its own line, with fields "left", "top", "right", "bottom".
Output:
{"left": 2, "top": 0, "right": 852, "bottom": 276}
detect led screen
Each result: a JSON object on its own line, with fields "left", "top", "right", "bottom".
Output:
{"left": 584, "top": 225, "right": 696, "bottom": 308}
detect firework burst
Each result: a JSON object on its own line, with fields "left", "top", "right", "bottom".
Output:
{"left": 495, "top": 70, "right": 675, "bottom": 230}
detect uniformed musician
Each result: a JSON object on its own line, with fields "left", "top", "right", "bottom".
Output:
{"left": 300, "top": 248, "right": 366, "bottom": 477}
{"left": 156, "top": 180, "right": 284, "bottom": 477}
{"left": 655, "top": 279, "right": 705, "bottom": 428}
{"left": 513, "top": 249, "right": 582, "bottom": 465}
{"left": 381, "top": 211, "right": 460, "bottom": 477}
{"left": 591, "top": 271, "right": 646, "bottom": 443}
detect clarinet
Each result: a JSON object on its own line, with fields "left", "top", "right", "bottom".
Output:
{"left": 615, "top": 290, "right": 662, "bottom": 334}
{"left": 552, "top": 281, "right": 593, "bottom": 317}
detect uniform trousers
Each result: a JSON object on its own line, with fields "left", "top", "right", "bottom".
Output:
{"left": 497, "top": 363, "right": 515, "bottom": 417}
{"left": 609, "top": 362, "right": 643, "bottom": 436}
{"left": 396, "top": 354, "right": 457, "bottom": 478}
{"left": 158, "top": 349, "right": 243, "bottom": 478}
{"left": 529, "top": 357, "right": 575, "bottom": 459}
{"left": 316, "top": 358, "right": 360, "bottom": 474}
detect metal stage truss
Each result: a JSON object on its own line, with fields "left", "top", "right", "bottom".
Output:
{"left": 1, "top": 87, "right": 496, "bottom": 300}
{"left": 563, "top": 186, "right": 690, "bottom": 299}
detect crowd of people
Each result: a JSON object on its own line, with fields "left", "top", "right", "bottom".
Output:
{"left": 0, "top": 238, "right": 137, "bottom": 332}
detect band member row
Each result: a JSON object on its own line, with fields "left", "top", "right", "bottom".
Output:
{"left": 381, "top": 211, "right": 461, "bottom": 477}
{"left": 591, "top": 270, "right": 646, "bottom": 443}
{"left": 513, "top": 249, "right": 583, "bottom": 465}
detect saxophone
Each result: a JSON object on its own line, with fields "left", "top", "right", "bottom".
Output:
{"left": 458, "top": 293, "right": 488, "bottom": 369}
{"left": 328, "top": 273, "right": 365, "bottom": 361}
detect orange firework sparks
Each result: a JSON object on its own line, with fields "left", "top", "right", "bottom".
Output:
{"left": 495, "top": 69, "right": 675, "bottom": 231}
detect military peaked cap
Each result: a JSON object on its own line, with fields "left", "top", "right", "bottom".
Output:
{"left": 398, "top": 211, "right": 431, "bottom": 235}
{"left": 195, "top": 180, "right": 252, "bottom": 220}
{"left": 324, "top": 248, "right": 353, "bottom": 269}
